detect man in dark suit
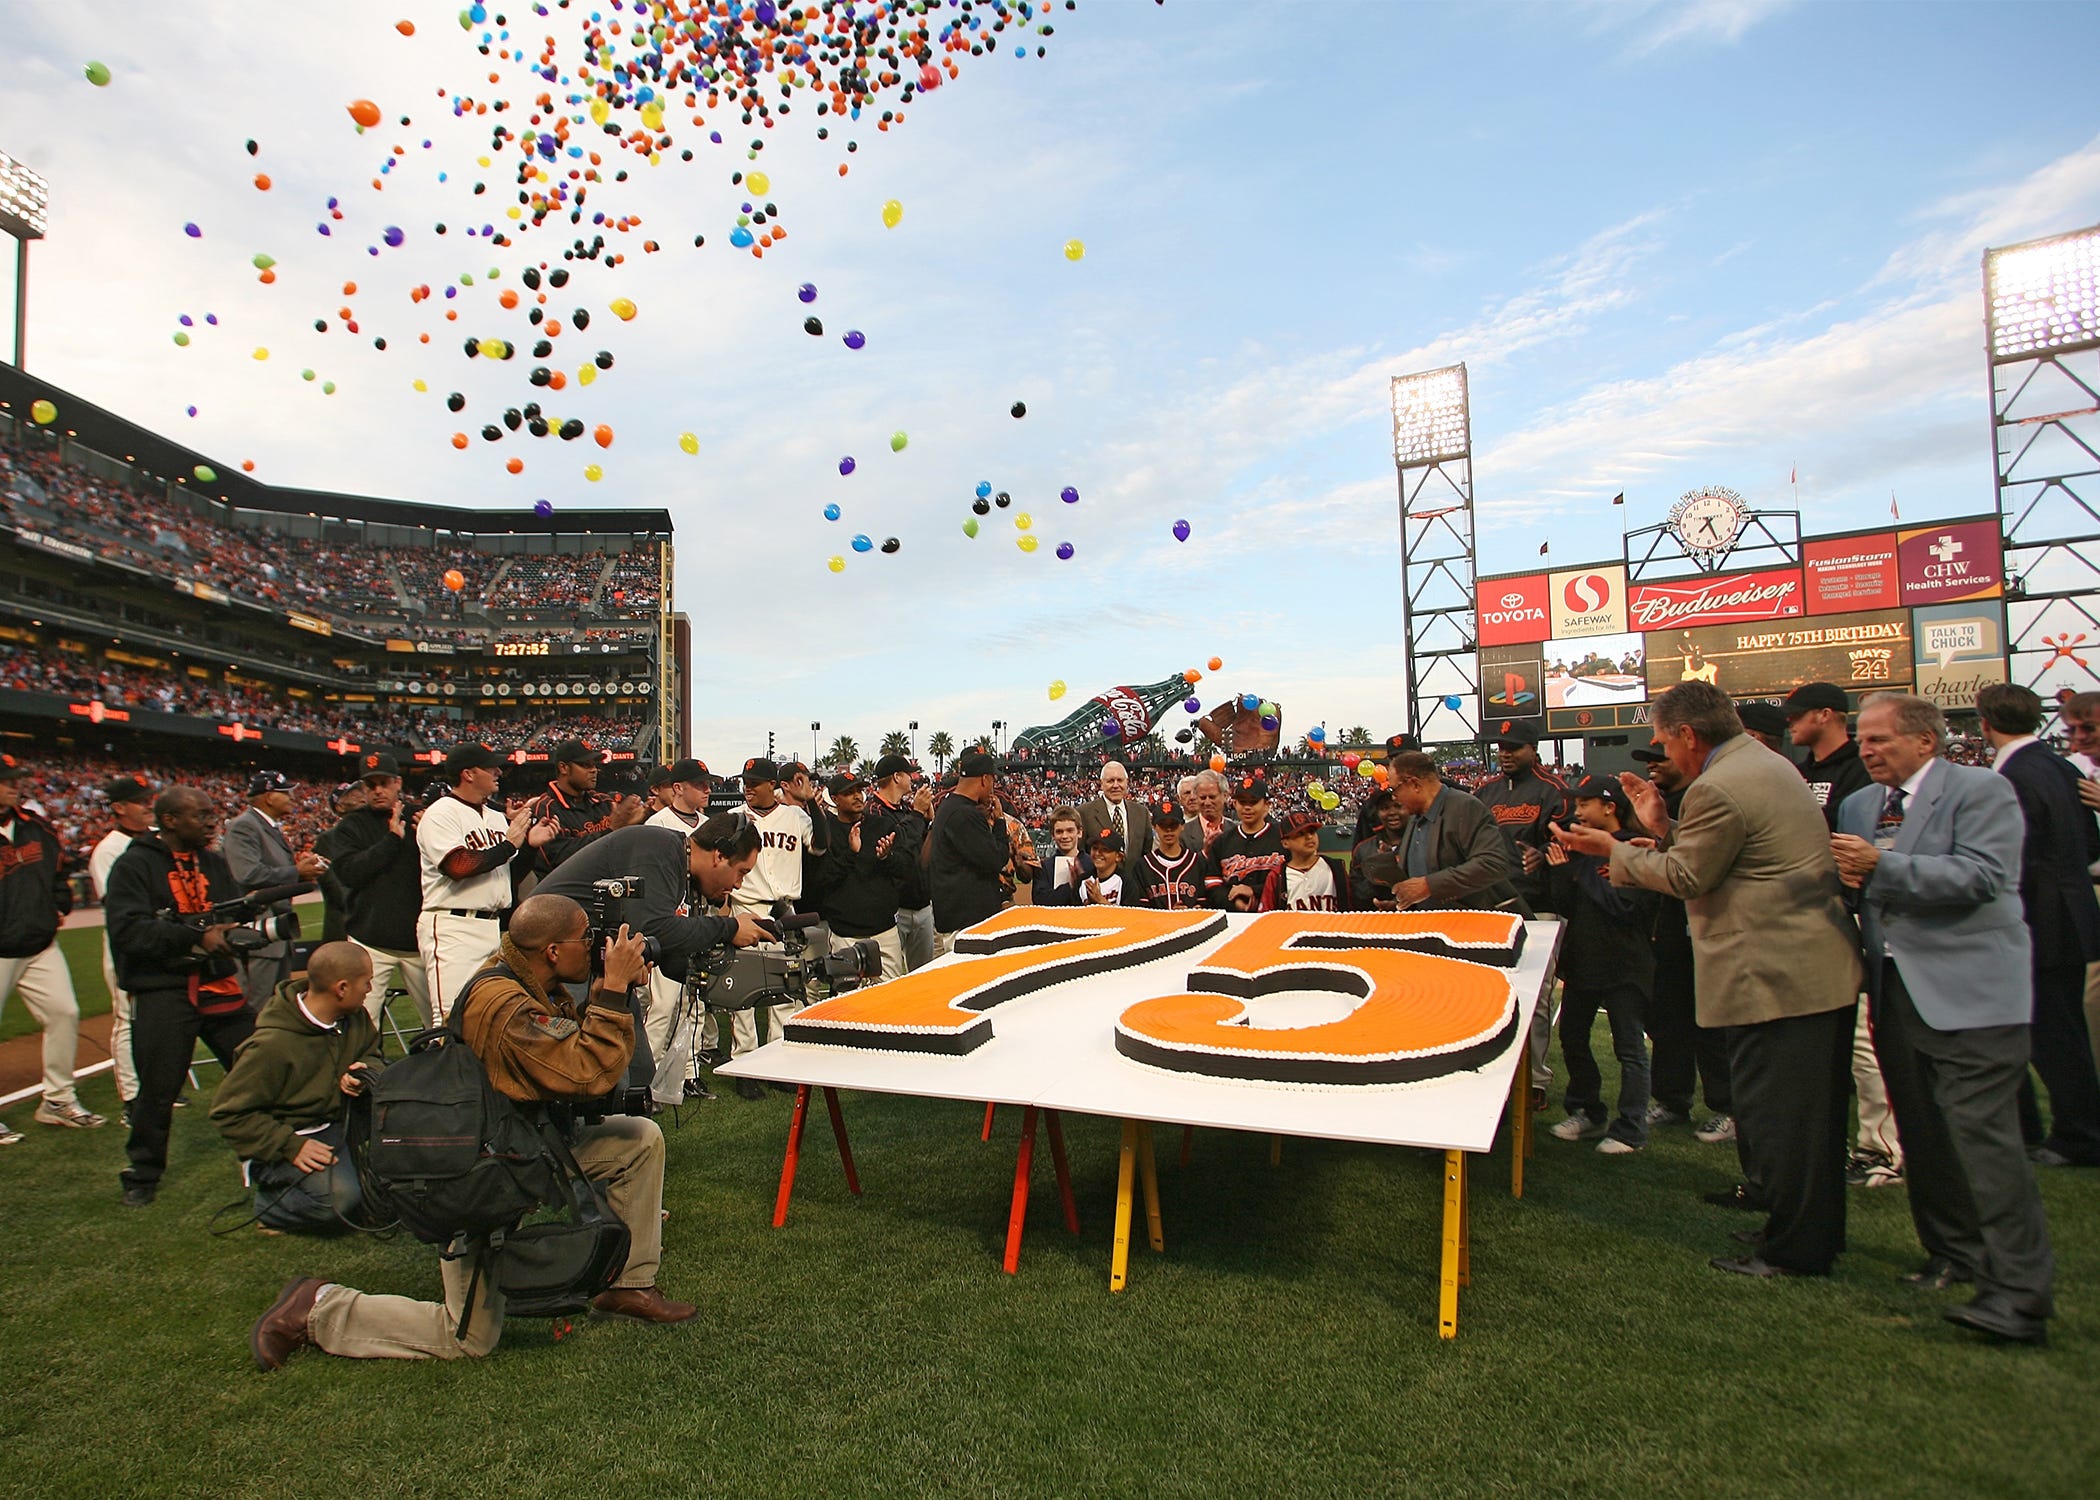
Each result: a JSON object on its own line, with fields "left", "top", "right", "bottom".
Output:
{"left": 222, "top": 771, "right": 327, "bottom": 1008}
{"left": 1977, "top": 683, "right": 2100, "bottom": 1168}
{"left": 1383, "top": 751, "right": 1522, "bottom": 912}
{"left": 1834, "top": 692, "right": 2053, "bottom": 1344}
{"left": 1079, "top": 761, "right": 1152, "bottom": 868}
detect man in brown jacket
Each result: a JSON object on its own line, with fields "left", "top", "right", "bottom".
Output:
{"left": 249, "top": 894, "right": 693, "bottom": 1369}
{"left": 1558, "top": 681, "right": 1862, "bottom": 1278}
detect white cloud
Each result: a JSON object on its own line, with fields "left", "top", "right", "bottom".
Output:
{"left": 1589, "top": 0, "right": 1799, "bottom": 56}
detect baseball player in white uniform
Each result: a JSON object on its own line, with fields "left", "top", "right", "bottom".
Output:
{"left": 723, "top": 757, "right": 813, "bottom": 1098}
{"left": 415, "top": 744, "right": 556, "bottom": 1020}
{"left": 89, "top": 775, "right": 157, "bottom": 1113}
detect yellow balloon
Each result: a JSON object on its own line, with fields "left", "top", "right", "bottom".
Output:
{"left": 1048, "top": 680, "right": 1067, "bottom": 701}
{"left": 827, "top": 555, "right": 846, "bottom": 574}
{"left": 252, "top": 347, "right": 269, "bottom": 360}
{"left": 584, "top": 464, "right": 604, "bottom": 482}
{"left": 477, "top": 156, "right": 492, "bottom": 168}
{"left": 640, "top": 103, "right": 663, "bottom": 131}
{"left": 678, "top": 432, "right": 699, "bottom": 455}
{"left": 881, "top": 199, "right": 902, "bottom": 229}
{"left": 1063, "top": 238, "right": 1085, "bottom": 262}
{"left": 577, "top": 364, "right": 596, "bottom": 386}
{"left": 479, "top": 337, "right": 506, "bottom": 358}
{"left": 1015, "top": 512, "right": 1032, "bottom": 531}
{"left": 610, "top": 297, "right": 637, "bottom": 321}
{"left": 590, "top": 99, "right": 609, "bottom": 126}
{"left": 507, "top": 206, "right": 523, "bottom": 220}
{"left": 412, "top": 378, "right": 428, "bottom": 392}
{"left": 747, "top": 171, "right": 770, "bottom": 195}
{"left": 29, "top": 399, "right": 56, "bottom": 424}
{"left": 1017, "top": 535, "right": 1039, "bottom": 554}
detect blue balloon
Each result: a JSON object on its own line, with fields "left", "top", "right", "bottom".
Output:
{"left": 851, "top": 533, "right": 873, "bottom": 553}
{"left": 975, "top": 481, "right": 992, "bottom": 499}
{"left": 1060, "top": 486, "right": 1079, "bottom": 504}
{"left": 842, "top": 330, "right": 866, "bottom": 350}
{"left": 1240, "top": 694, "right": 1259, "bottom": 711}
{"left": 1444, "top": 694, "right": 1463, "bottom": 710}
{"left": 1308, "top": 727, "right": 1326, "bottom": 743}
{"left": 823, "top": 503, "right": 841, "bottom": 521}
{"left": 533, "top": 499, "right": 554, "bottom": 517}
{"left": 729, "top": 226, "right": 754, "bottom": 249}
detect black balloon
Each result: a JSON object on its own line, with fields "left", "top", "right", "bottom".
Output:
{"left": 529, "top": 367, "right": 551, "bottom": 387}
{"left": 594, "top": 350, "right": 614, "bottom": 370}
{"left": 880, "top": 537, "right": 900, "bottom": 554}
{"left": 1010, "top": 401, "right": 1027, "bottom": 418}
{"left": 533, "top": 339, "right": 553, "bottom": 358}
{"left": 549, "top": 267, "right": 570, "bottom": 287}
{"left": 503, "top": 408, "right": 522, "bottom": 431}
{"left": 463, "top": 338, "right": 481, "bottom": 358}
{"left": 522, "top": 267, "right": 542, "bottom": 289}
{"left": 994, "top": 491, "right": 1011, "bottom": 509}
{"left": 527, "top": 417, "right": 550, "bottom": 437}
{"left": 803, "top": 316, "right": 823, "bottom": 336}
{"left": 972, "top": 498, "right": 990, "bottom": 515}
{"left": 572, "top": 308, "right": 590, "bottom": 330}
{"left": 481, "top": 424, "right": 502, "bottom": 441}
{"left": 447, "top": 392, "right": 467, "bottom": 412}
{"left": 558, "top": 418, "right": 584, "bottom": 440}
{"left": 522, "top": 402, "right": 542, "bottom": 419}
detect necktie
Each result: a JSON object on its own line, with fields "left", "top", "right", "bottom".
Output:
{"left": 1874, "top": 787, "right": 1906, "bottom": 850}
{"left": 1113, "top": 804, "right": 1126, "bottom": 845}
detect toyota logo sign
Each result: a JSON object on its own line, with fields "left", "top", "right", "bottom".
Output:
{"left": 1499, "top": 591, "right": 1525, "bottom": 609}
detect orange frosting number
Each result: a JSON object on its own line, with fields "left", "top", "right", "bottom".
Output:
{"left": 785, "top": 906, "right": 1223, "bottom": 1054}
{"left": 1115, "top": 912, "right": 1523, "bottom": 1085}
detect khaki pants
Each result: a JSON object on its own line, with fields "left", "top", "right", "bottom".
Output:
{"left": 353, "top": 939, "right": 432, "bottom": 1030}
{"left": 102, "top": 938, "right": 138, "bottom": 1103}
{"left": 1854, "top": 996, "right": 1903, "bottom": 1167}
{"left": 417, "top": 911, "right": 502, "bottom": 1023}
{"left": 834, "top": 926, "right": 906, "bottom": 984}
{"left": 0, "top": 946, "right": 81, "bottom": 1107}
{"left": 306, "top": 1115, "right": 666, "bottom": 1360}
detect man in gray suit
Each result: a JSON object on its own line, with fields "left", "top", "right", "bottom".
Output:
{"left": 222, "top": 771, "right": 327, "bottom": 1008}
{"left": 1557, "top": 681, "right": 1862, "bottom": 1278}
{"left": 1833, "top": 693, "right": 2053, "bottom": 1344}
{"left": 1079, "top": 762, "right": 1152, "bottom": 868}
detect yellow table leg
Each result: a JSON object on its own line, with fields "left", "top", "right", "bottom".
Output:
{"left": 1110, "top": 1119, "right": 1138, "bottom": 1293}
{"left": 1459, "top": 1153, "right": 1471, "bottom": 1289}
{"left": 1136, "top": 1122, "right": 1164, "bottom": 1253}
{"left": 1439, "top": 1149, "right": 1467, "bottom": 1339}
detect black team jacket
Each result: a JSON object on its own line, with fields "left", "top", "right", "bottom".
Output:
{"left": 0, "top": 808, "right": 71, "bottom": 957}
{"left": 326, "top": 804, "right": 423, "bottom": 953}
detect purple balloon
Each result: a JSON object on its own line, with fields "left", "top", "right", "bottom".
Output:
{"left": 797, "top": 283, "right": 818, "bottom": 303}
{"left": 1060, "top": 486, "right": 1079, "bottom": 504}
{"left": 1055, "top": 542, "right": 1074, "bottom": 561}
{"left": 383, "top": 226, "right": 405, "bottom": 247}
{"left": 534, "top": 499, "right": 554, "bottom": 517}
{"left": 1260, "top": 716, "right": 1279, "bottom": 732}
{"left": 204, "top": 314, "right": 217, "bottom": 325}
{"left": 1099, "top": 720, "right": 1121, "bottom": 738}
{"left": 842, "top": 329, "right": 866, "bottom": 350}
{"left": 1184, "top": 697, "right": 1201, "bottom": 713}
{"left": 1172, "top": 518, "right": 1191, "bottom": 542}
{"left": 183, "top": 223, "right": 201, "bottom": 238}
{"left": 838, "top": 456, "right": 855, "bottom": 476}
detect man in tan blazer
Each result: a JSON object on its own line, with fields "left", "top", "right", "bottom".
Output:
{"left": 1079, "top": 762, "right": 1152, "bottom": 868}
{"left": 1558, "top": 681, "right": 1862, "bottom": 1278}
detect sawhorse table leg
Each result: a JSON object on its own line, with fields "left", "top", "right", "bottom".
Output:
{"left": 982, "top": 1101, "right": 997, "bottom": 1141}
{"left": 1509, "top": 1057, "right": 1534, "bottom": 1198}
{"left": 772, "top": 1085, "right": 861, "bottom": 1228}
{"left": 1110, "top": 1120, "right": 1164, "bottom": 1293}
{"left": 1439, "top": 1148, "right": 1469, "bottom": 1339}
{"left": 1002, "top": 1108, "right": 1082, "bottom": 1274}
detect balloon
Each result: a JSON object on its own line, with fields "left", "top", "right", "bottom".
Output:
{"left": 395, "top": 19, "right": 416, "bottom": 35}
{"left": 447, "top": 392, "right": 467, "bottom": 412}
{"left": 679, "top": 432, "right": 699, "bottom": 456}
{"left": 193, "top": 465, "right": 216, "bottom": 483}
{"left": 1208, "top": 656, "right": 1224, "bottom": 671}
{"left": 505, "top": 458, "right": 524, "bottom": 475}
{"left": 1341, "top": 753, "right": 1361, "bottom": 770}
{"left": 881, "top": 199, "right": 903, "bottom": 229}
{"left": 1173, "top": 519, "right": 1195, "bottom": 544}
{"left": 1308, "top": 727, "right": 1327, "bottom": 744}
{"left": 1010, "top": 401, "right": 1027, "bottom": 419}
{"left": 994, "top": 491, "right": 1012, "bottom": 509}
{"left": 1183, "top": 670, "right": 1201, "bottom": 684}
{"left": 975, "top": 481, "right": 992, "bottom": 499}
{"left": 1049, "top": 681, "right": 1068, "bottom": 701}
{"left": 1017, "top": 535, "right": 1039, "bottom": 553}
{"left": 173, "top": 332, "right": 190, "bottom": 346}
{"left": 823, "top": 503, "right": 841, "bottom": 521}
{"left": 1445, "top": 695, "right": 1464, "bottom": 710}
{"left": 610, "top": 297, "right": 637, "bottom": 321}
{"left": 348, "top": 99, "right": 382, "bottom": 129}
{"left": 322, "top": 381, "right": 336, "bottom": 395}
{"left": 880, "top": 537, "right": 901, "bottom": 555}
{"left": 1259, "top": 701, "right": 1277, "bottom": 717}
{"left": 1209, "top": 754, "right": 1227, "bottom": 773}
{"left": 251, "top": 252, "right": 275, "bottom": 270}
{"left": 252, "top": 347, "right": 269, "bottom": 360}
{"left": 1060, "top": 486, "right": 1079, "bottom": 504}
{"left": 1055, "top": 542, "right": 1075, "bottom": 561}
{"left": 1240, "top": 694, "right": 1259, "bottom": 711}
{"left": 577, "top": 366, "right": 597, "bottom": 387}
{"left": 839, "top": 456, "right": 856, "bottom": 476}
{"left": 443, "top": 569, "right": 465, "bottom": 592}
{"left": 84, "top": 61, "right": 112, "bottom": 87}
{"left": 851, "top": 534, "right": 874, "bottom": 553}
{"left": 1260, "top": 716, "right": 1279, "bottom": 732}
{"left": 241, "top": 460, "right": 255, "bottom": 473}
{"left": 593, "top": 424, "right": 614, "bottom": 449}
{"left": 29, "top": 399, "right": 56, "bottom": 425}
{"left": 1063, "top": 238, "right": 1085, "bottom": 262}
{"left": 1307, "top": 780, "right": 1326, "bottom": 796}
{"left": 253, "top": 174, "right": 272, "bottom": 192}
{"left": 962, "top": 518, "right": 980, "bottom": 538}
{"left": 451, "top": 433, "right": 469, "bottom": 449}
{"left": 748, "top": 172, "right": 771, "bottom": 196}
{"left": 972, "top": 498, "right": 991, "bottom": 516}
{"left": 828, "top": 556, "right": 846, "bottom": 573}
{"left": 1184, "top": 697, "right": 1202, "bottom": 713}
{"left": 534, "top": 499, "right": 554, "bottom": 517}
{"left": 183, "top": 223, "right": 201, "bottom": 238}
{"left": 1357, "top": 761, "right": 1378, "bottom": 780}
{"left": 301, "top": 369, "right": 316, "bottom": 382}
{"left": 729, "top": 226, "right": 754, "bottom": 249}
{"left": 843, "top": 330, "right": 866, "bottom": 350}
{"left": 797, "top": 283, "right": 817, "bottom": 304}
{"left": 889, "top": 431, "right": 908, "bottom": 452}
{"left": 1015, "top": 513, "right": 1032, "bottom": 531}
{"left": 584, "top": 464, "right": 603, "bottom": 482}
{"left": 478, "top": 337, "right": 506, "bottom": 358}
{"left": 1100, "top": 720, "right": 1120, "bottom": 738}
{"left": 803, "top": 316, "right": 824, "bottom": 336}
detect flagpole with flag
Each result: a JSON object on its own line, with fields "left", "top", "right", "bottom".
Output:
{"left": 1538, "top": 540, "right": 1550, "bottom": 557}
{"left": 1891, "top": 490, "right": 1900, "bottom": 521}
{"left": 1790, "top": 463, "right": 1798, "bottom": 508}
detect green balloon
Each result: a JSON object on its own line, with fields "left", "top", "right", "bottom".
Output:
{"left": 252, "top": 252, "right": 275, "bottom": 270}
{"left": 301, "top": 368, "right": 316, "bottom": 381}
{"left": 322, "top": 381, "right": 337, "bottom": 395}
{"left": 84, "top": 61, "right": 111, "bottom": 87}
{"left": 193, "top": 465, "right": 216, "bottom": 483}
{"left": 962, "top": 518, "right": 979, "bottom": 538}
{"left": 889, "top": 431, "right": 908, "bottom": 452}
{"left": 172, "top": 331, "right": 189, "bottom": 346}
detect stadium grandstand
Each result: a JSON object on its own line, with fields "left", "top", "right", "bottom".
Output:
{"left": 0, "top": 367, "right": 688, "bottom": 795}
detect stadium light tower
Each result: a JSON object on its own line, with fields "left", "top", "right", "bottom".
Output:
{"left": 1986, "top": 224, "right": 2100, "bottom": 713}
{"left": 0, "top": 151, "right": 47, "bottom": 369}
{"left": 1391, "top": 364, "right": 1479, "bottom": 744}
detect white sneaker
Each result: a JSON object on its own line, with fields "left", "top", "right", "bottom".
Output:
{"left": 1596, "top": 1137, "right": 1642, "bottom": 1155}
{"left": 1646, "top": 1102, "right": 1689, "bottom": 1127}
{"left": 1693, "top": 1114, "right": 1736, "bottom": 1144}
{"left": 1862, "top": 1158, "right": 1905, "bottom": 1188}
{"left": 0, "top": 1120, "right": 23, "bottom": 1146}
{"left": 1549, "top": 1114, "right": 1606, "bottom": 1142}
{"left": 33, "top": 1100, "right": 106, "bottom": 1130}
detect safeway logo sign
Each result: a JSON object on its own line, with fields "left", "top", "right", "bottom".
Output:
{"left": 1549, "top": 563, "right": 1626, "bottom": 639}
{"left": 1626, "top": 568, "right": 1804, "bottom": 630}
{"left": 1477, "top": 573, "right": 1551, "bottom": 646}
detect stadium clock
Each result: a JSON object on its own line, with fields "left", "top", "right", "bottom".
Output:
{"left": 492, "top": 640, "right": 552, "bottom": 657}
{"left": 1666, "top": 486, "right": 1747, "bottom": 562}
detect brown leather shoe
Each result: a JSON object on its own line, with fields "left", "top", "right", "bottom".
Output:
{"left": 591, "top": 1285, "right": 696, "bottom": 1323}
{"left": 251, "top": 1276, "right": 326, "bottom": 1371}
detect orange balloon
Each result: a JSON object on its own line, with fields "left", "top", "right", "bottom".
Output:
{"left": 395, "top": 18, "right": 416, "bottom": 35}
{"left": 499, "top": 289, "right": 519, "bottom": 309}
{"left": 505, "top": 458, "right": 523, "bottom": 475}
{"left": 253, "top": 173, "right": 272, "bottom": 191}
{"left": 342, "top": 280, "right": 358, "bottom": 296}
{"left": 547, "top": 369, "right": 567, "bottom": 390}
{"left": 443, "top": 569, "right": 465, "bottom": 592}
{"left": 593, "top": 423, "right": 613, "bottom": 449}
{"left": 1183, "top": 669, "right": 1200, "bottom": 684}
{"left": 451, "top": 433, "right": 469, "bottom": 450}
{"left": 1207, "top": 656, "right": 1223, "bottom": 672}
{"left": 348, "top": 99, "right": 382, "bottom": 129}
{"left": 1209, "top": 754, "right": 1227, "bottom": 773}
{"left": 241, "top": 460, "right": 256, "bottom": 473}
{"left": 258, "top": 268, "right": 276, "bottom": 284}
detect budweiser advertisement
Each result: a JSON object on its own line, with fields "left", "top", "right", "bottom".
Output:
{"left": 1804, "top": 532, "right": 1899, "bottom": 615}
{"left": 1625, "top": 567, "right": 1804, "bottom": 632}
{"left": 1643, "top": 609, "right": 1912, "bottom": 699}
{"left": 1897, "top": 519, "right": 2003, "bottom": 605}
{"left": 1548, "top": 563, "right": 1628, "bottom": 638}
{"left": 1476, "top": 572, "right": 1551, "bottom": 646}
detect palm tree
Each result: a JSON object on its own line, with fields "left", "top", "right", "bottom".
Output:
{"left": 1341, "top": 725, "right": 1373, "bottom": 748}
{"left": 826, "top": 734, "right": 860, "bottom": 770}
{"left": 926, "top": 730, "right": 954, "bottom": 771}
{"left": 880, "top": 730, "right": 912, "bottom": 760}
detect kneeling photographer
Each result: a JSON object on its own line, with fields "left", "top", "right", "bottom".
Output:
{"left": 535, "top": 814, "right": 770, "bottom": 1100}
{"left": 249, "top": 894, "right": 697, "bottom": 1369}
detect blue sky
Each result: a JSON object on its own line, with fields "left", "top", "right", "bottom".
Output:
{"left": 4, "top": 1, "right": 2099, "bottom": 769}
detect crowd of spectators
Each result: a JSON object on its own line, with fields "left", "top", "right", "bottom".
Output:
{"left": 489, "top": 555, "right": 605, "bottom": 608}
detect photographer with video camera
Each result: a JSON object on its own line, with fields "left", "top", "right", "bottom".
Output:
{"left": 248, "top": 895, "right": 698, "bottom": 1370}
{"left": 106, "top": 786, "right": 287, "bottom": 1207}
{"left": 807, "top": 772, "right": 911, "bottom": 983}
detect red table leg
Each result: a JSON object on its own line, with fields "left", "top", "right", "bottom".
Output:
{"left": 981, "top": 1101, "right": 997, "bottom": 1140}
{"left": 771, "top": 1084, "right": 812, "bottom": 1228}
{"left": 823, "top": 1086, "right": 862, "bottom": 1197}
{"left": 1002, "top": 1105, "right": 1040, "bottom": 1274}
{"left": 1046, "top": 1109, "right": 1080, "bottom": 1234}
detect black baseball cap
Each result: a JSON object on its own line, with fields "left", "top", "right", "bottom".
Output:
{"left": 778, "top": 760, "right": 812, "bottom": 783}
{"left": 1572, "top": 774, "right": 1629, "bottom": 805}
{"left": 359, "top": 751, "right": 402, "bottom": 781}
{"left": 0, "top": 754, "right": 27, "bottom": 781}
{"left": 1631, "top": 745, "right": 1668, "bottom": 764}
{"left": 1490, "top": 720, "right": 1540, "bottom": 747}
{"left": 1280, "top": 811, "right": 1322, "bottom": 839}
{"left": 873, "top": 753, "right": 913, "bottom": 780}
{"left": 247, "top": 770, "right": 293, "bottom": 796}
{"left": 102, "top": 775, "right": 154, "bottom": 804}
{"left": 329, "top": 782, "right": 363, "bottom": 811}
{"left": 741, "top": 756, "right": 781, "bottom": 785}
{"left": 664, "top": 757, "right": 711, "bottom": 785}
{"left": 1738, "top": 701, "right": 1789, "bottom": 739}
{"left": 827, "top": 772, "right": 864, "bottom": 797}
{"left": 1385, "top": 733, "right": 1421, "bottom": 753}
{"left": 955, "top": 749, "right": 1000, "bottom": 778}
{"left": 443, "top": 743, "right": 502, "bottom": 781}
{"left": 648, "top": 764, "right": 674, "bottom": 788}
{"left": 554, "top": 737, "right": 604, "bottom": 767}
{"left": 1782, "top": 682, "right": 1849, "bottom": 716}
{"left": 1151, "top": 802, "right": 1186, "bottom": 827}
{"left": 1231, "top": 773, "right": 1270, "bottom": 803}
{"left": 1089, "top": 828, "right": 1125, "bottom": 854}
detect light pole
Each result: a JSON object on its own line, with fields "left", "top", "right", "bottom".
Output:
{"left": 811, "top": 721, "right": 821, "bottom": 767}
{"left": 908, "top": 720, "right": 917, "bottom": 759}
{"left": 0, "top": 151, "right": 48, "bottom": 370}
{"left": 991, "top": 720, "right": 1005, "bottom": 754}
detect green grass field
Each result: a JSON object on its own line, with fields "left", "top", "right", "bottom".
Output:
{"left": 0, "top": 937, "right": 2094, "bottom": 1498}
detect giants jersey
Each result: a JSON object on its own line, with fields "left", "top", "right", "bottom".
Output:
{"left": 1135, "top": 847, "right": 1203, "bottom": 909}
{"left": 1282, "top": 860, "right": 1342, "bottom": 912}
{"left": 729, "top": 801, "right": 813, "bottom": 912}
{"left": 645, "top": 804, "right": 703, "bottom": 834}
{"left": 90, "top": 828, "right": 139, "bottom": 901}
{"left": 416, "top": 792, "right": 512, "bottom": 910}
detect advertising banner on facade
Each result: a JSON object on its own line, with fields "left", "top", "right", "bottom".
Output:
{"left": 1897, "top": 519, "right": 2004, "bottom": 605}
{"left": 1548, "top": 563, "right": 1628, "bottom": 639}
{"left": 1643, "top": 609, "right": 1913, "bottom": 699}
{"left": 1476, "top": 573, "right": 1551, "bottom": 646}
{"left": 1912, "top": 601, "right": 2009, "bottom": 708}
{"left": 1625, "top": 567, "right": 1805, "bottom": 632}
{"left": 1804, "top": 532, "right": 1899, "bottom": 615}
{"left": 1478, "top": 643, "right": 1544, "bottom": 719}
